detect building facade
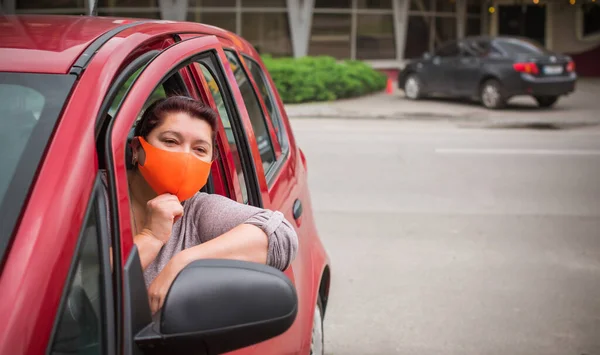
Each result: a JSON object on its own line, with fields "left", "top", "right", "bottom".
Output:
{"left": 2, "top": 0, "right": 599, "bottom": 75}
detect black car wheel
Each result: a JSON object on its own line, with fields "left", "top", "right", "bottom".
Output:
{"left": 535, "top": 96, "right": 559, "bottom": 108}
{"left": 480, "top": 79, "right": 506, "bottom": 109}
{"left": 404, "top": 74, "right": 423, "bottom": 100}
{"left": 310, "top": 298, "right": 324, "bottom": 355}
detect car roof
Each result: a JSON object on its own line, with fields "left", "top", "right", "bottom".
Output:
{"left": 0, "top": 15, "right": 145, "bottom": 74}
{"left": 0, "top": 15, "right": 254, "bottom": 75}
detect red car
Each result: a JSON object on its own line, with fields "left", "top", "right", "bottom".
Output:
{"left": 0, "top": 15, "right": 331, "bottom": 355}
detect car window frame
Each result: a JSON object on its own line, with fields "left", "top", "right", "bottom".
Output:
{"left": 47, "top": 174, "right": 115, "bottom": 355}
{"left": 222, "top": 49, "right": 282, "bottom": 176}
{"left": 242, "top": 54, "right": 291, "bottom": 186}
{"left": 435, "top": 41, "right": 460, "bottom": 57}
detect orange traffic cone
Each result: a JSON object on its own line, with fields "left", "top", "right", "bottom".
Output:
{"left": 385, "top": 77, "right": 394, "bottom": 95}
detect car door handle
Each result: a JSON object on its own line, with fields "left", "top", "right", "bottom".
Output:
{"left": 292, "top": 199, "right": 303, "bottom": 220}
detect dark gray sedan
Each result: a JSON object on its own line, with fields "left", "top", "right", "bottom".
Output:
{"left": 398, "top": 36, "right": 577, "bottom": 109}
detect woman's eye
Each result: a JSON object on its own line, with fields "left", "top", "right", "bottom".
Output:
{"left": 164, "top": 139, "right": 177, "bottom": 144}
{"left": 195, "top": 147, "right": 207, "bottom": 154}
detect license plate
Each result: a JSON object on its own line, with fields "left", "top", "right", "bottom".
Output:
{"left": 543, "top": 65, "right": 563, "bottom": 75}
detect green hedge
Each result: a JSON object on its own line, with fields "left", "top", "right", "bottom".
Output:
{"left": 261, "top": 55, "right": 387, "bottom": 104}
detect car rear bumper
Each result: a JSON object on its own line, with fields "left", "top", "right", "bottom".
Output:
{"left": 508, "top": 73, "right": 577, "bottom": 97}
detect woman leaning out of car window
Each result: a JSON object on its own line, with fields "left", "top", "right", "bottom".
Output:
{"left": 109, "top": 96, "right": 298, "bottom": 314}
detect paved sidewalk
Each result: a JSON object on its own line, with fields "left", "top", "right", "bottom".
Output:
{"left": 284, "top": 78, "right": 600, "bottom": 129}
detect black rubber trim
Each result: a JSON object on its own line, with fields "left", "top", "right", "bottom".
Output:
{"left": 196, "top": 54, "right": 263, "bottom": 207}
{"left": 70, "top": 21, "right": 148, "bottom": 76}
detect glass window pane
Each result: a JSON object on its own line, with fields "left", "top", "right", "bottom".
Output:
{"left": 97, "top": 10, "right": 160, "bottom": 19}
{"left": 357, "top": 0, "right": 392, "bottom": 9}
{"left": 245, "top": 59, "right": 289, "bottom": 155}
{"left": 242, "top": 0, "right": 286, "bottom": 7}
{"left": 467, "top": 0, "right": 481, "bottom": 14}
{"left": 583, "top": 4, "right": 600, "bottom": 37}
{"left": 315, "top": 0, "right": 351, "bottom": 8}
{"left": 410, "top": 0, "right": 432, "bottom": 11}
{"left": 309, "top": 14, "right": 351, "bottom": 59}
{"left": 186, "top": 11, "right": 237, "bottom": 32}
{"left": 242, "top": 13, "right": 292, "bottom": 57}
{"left": 97, "top": 0, "right": 156, "bottom": 7}
{"left": 356, "top": 14, "right": 395, "bottom": 60}
{"left": 50, "top": 204, "right": 104, "bottom": 355}
{"left": 224, "top": 51, "right": 276, "bottom": 175}
{"left": 198, "top": 64, "right": 248, "bottom": 203}
{"left": 466, "top": 17, "right": 481, "bottom": 36}
{"left": 434, "top": 16, "right": 456, "bottom": 47}
{"left": 435, "top": 0, "right": 455, "bottom": 12}
{"left": 189, "top": 0, "right": 235, "bottom": 6}
{"left": 17, "top": 0, "right": 83, "bottom": 9}
{"left": 405, "top": 15, "right": 431, "bottom": 58}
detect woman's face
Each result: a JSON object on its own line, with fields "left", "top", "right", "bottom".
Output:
{"left": 136, "top": 111, "right": 213, "bottom": 164}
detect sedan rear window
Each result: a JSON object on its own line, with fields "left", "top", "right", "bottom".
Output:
{"left": 0, "top": 72, "right": 74, "bottom": 262}
{"left": 496, "top": 38, "right": 548, "bottom": 56}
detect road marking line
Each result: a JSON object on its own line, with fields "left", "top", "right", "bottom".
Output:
{"left": 435, "top": 148, "right": 600, "bottom": 156}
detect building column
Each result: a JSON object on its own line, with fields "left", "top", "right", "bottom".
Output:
{"left": 286, "top": 0, "right": 315, "bottom": 58}
{"left": 456, "top": 0, "right": 466, "bottom": 39}
{"left": 158, "top": 0, "right": 188, "bottom": 21}
{"left": 2, "top": 0, "right": 16, "bottom": 14}
{"left": 393, "top": 0, "right": 410, "bottom": 61}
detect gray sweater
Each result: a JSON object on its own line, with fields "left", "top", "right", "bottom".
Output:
{"left": 143, "top": 192, "right": 299, "bottom": 287}
{"left": 101, "top": 175, "right": 298, "bottom": 287}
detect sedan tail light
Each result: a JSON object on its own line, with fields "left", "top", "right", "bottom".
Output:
{"left": 566, "top": 60, "right": 576, "bottom": 72}
{"left": 513, "top": 62, "right": 539, "bottom": 75}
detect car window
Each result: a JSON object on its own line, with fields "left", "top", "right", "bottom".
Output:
{"left": 496, "top": 38, "right": 548, "bottom": 55}
{"left": 109, "top": 67, "right": 167, "bottom": 119}
{"left": 199, "top": 63, "right": 249, "bottom": 204}
{"left": 0, "top": 72, "right": 75, "bottom": 265}
{"left": 50, "top": 193, "right": 106, "bottom": 355}
{"left": 244, "top": 57, "right": 289, "bottom": 155}
{"left": 224, "top": 50, "right": 276, "bottom": 174}
{"left": 436, "top": 41, "right": 460, "bottom": 57}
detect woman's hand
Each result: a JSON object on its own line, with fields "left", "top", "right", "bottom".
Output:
{"left": 147, "top": 255, "right": 187, "bottom": 314}
{"left": 141, "top": 193, "right": 184, "bottom": 245}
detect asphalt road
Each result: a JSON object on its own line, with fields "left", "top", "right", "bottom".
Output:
{"left": 292, "top": 119, "right": 600, "bottom": 355}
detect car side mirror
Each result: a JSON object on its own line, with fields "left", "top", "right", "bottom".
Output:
{"left": 422, "top": 52, "right": 432, "bottom": 60}
{"left": 134, "top": 259, "right": 298, "bottom": 355}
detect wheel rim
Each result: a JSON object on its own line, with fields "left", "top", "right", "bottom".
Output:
{"left": 405, "top": 76, "right": 419, "bottom": 99}
{"left": 482, "top": 84, "right": 499, "bottom": 107}
{"left": 310, "top": 306, "right": 324, "bottom": 355}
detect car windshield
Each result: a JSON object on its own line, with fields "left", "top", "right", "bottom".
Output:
{"left": 496, "top": 38, "right": 548, "bottom": 55}
{"left": 0, "top": 72, "right": 74, "bottom": 261}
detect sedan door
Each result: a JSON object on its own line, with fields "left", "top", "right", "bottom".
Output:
{"left": 453, "top": 40, "right": 484, "bottom": 96}
{"left": 429, "top": 41, "right": 461, "bottom": 95}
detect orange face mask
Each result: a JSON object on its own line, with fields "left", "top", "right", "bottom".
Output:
{"left": 137, "top": 136, "right": 212, "bottom": 202}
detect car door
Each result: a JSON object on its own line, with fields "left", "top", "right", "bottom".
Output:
{"left": 429, "top": 41, "right": 461, "bottom": 94}
{"left": 454, "top": 39, "right": 484, "bottom": 96}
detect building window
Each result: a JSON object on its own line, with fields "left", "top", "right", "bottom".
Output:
{"left": 17, "top": 0, "right": 83, "bottom": 9}
{"left": 189, "top": 0, "right": 235, "bottom": 6}
{"left": 357, "top": 0, "right": 392, "bottom": 9}
{"left": 405, "top": 15, "right": 431, "bottom": 58}
{"left": 242, "top": 0, "right": 286, "bottom": 7}
{"left": 309, "top": 14, "right": 352, "bottom": 59}
{"left": 242, "top": 13, "right": 292, "bottom": 57}
{"left": 467, "top": 0, "right": 481, "bottom": 14}
{"left": 582, "top": 4, "right": 600, "bottom": 38}
{"left": 97, "top": 10, "right": 160, "bottom": 18}
{"left": 435, "top": 0, "right": 455, "bottom": 13}
{"left": 187, "top": 11, "right": 237, "bottom": 32}
{"left": 410, "top": 0, "right": 432, "bottom": 11}
{"left": 434, "top": 16, "right": 456, "bottom": 47}
{"left": 315, "top": 0, "right": 351, "bottom": 9}
{"left": 466, "top": 17, "right": 481, "bottom": 37}
{"left": 97, "top": 0, "right": 156, "bottom": 7}
{"left": 356, "top": 14, "right": 395, "bottom": 60}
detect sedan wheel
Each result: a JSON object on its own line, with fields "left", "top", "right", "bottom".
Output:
{"left": 310, "top": 299, "right": 324, "bottom": 355}
{"left": 480, "top": 79, "right": 505, "bottom": 109}
{"left": 404, "top": 74, "right": 422, "bottom": 100}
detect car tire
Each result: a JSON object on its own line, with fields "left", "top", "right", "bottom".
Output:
{"left": 404, "top": 74, "right": 424, "bottom": 100}
{"left": 310, "top": 298, "right": 325, "bottom": 355}
{"left": 535, "top": 96, "right": 559, "bottom": 108}
{"left": 480, "top": 79, "right": 506, "bottom": 109}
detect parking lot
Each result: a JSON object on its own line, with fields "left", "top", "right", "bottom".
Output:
{"left": 290, "top": 81, "right": 600, "bottom": 355}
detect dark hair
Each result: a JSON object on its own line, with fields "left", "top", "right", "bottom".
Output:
{"left": 135, "top": 96, "right": 218, "bottom": 155}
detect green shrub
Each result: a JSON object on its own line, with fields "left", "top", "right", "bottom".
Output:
{"left": 262, "top": 55, "right": 387, "bottom": 104}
